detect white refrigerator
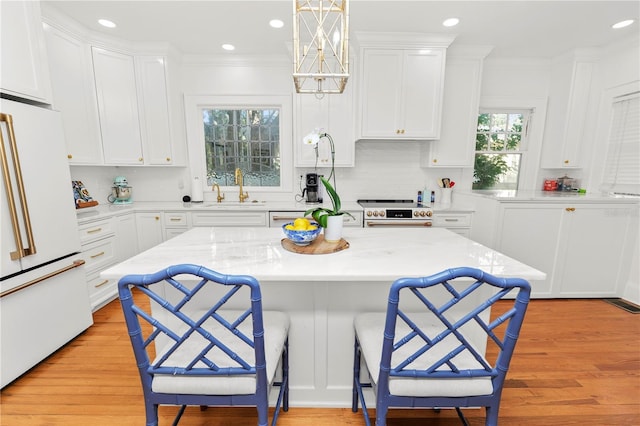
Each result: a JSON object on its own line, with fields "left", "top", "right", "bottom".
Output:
{"left": 0, "top": 98, "right": 93, "bottom": 388}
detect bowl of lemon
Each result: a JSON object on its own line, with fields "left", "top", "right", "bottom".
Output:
{"left": 282, "top": 218, "right": 322, "bottom": 246}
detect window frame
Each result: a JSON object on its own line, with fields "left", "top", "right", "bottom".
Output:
{"left": 184, "top": 94, "right": 293, "bottom": 194}
{"left": 470, "top": 96, "right": 547, "bottom": 191}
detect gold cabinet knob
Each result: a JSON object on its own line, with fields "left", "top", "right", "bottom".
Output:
{"left": 564, "top": 160, "right": 569, "bottom": 164}
{"left": 432, "top": 159, "right": 438, "bottom": 164}
{"left": 166, "top": 157, "right": 171, "bottom": 162}
{"left": 139, "top": 157, "right": 144, "bottom": 162}
{"left": 155, "top": 216, "right": 160, "bottom": 220}
{"left": 67, "top": 154, "right": 73, "bottom": 159}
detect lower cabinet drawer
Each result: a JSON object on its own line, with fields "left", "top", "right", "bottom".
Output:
{"left": 192, "top": 212, "right": 268, "bottom": 227}
{"left": 86, "top": 273, "right": 118, "bottom": 312}
{"left": 81, "top": 237, "right": 116, "bottom": 275}
{"left": 432, "top": 214, "right": 472, "bottom": 228}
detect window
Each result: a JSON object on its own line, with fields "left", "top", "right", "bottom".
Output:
{"left": 473, "top": 109, "right": 531, "bottom": 190}
{"left": 184, "top": 95, "right": 293, "bottom": 193}
{"left": 602, "top": 92, "right": 640, "bottom": 196}
{"left": 203, "top": 108, "right": 280, "bottom": 187}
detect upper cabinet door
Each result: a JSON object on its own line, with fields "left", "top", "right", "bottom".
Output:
{"left": 92, "top": 47, "right": 144, "bottom": 165}
{"left": 540, "top": 52, "right": 598, "bottom": 169}
{"left": 423, "top": 48, "right": 491, "bottom": 168}
{"left": 43, "top": 24, "right": 103, "bottom": 164}
{"left": 0, "top": 1, "right": 52, "bottom": 103}
{"left": 295, "top": 63, "right": 356, "bottom": 168}
{"left": 135, "top": 56, "right": 173, "bottom": 165}
{"left": 359, "top": 50, "right": 403, "bottom": 139}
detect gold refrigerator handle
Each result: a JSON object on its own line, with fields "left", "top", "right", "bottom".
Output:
{"left": 0, "top": 259, "right": 85, "bottom": 298}
{"left": 0, "top": 113, "right": 37, "bottom": 260}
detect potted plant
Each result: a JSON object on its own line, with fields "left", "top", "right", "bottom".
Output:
{"left": 304, "top": 176, "right": 354, "bottom": 242}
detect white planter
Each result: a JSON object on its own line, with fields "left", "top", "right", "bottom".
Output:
{"left": 324, "top": 215, "right": 344, "bottom": 242}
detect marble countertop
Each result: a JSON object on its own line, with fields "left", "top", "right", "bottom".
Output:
{"left": 460, "top": 190, "right": 639, "bottom": 203}
{"left": 101, "top": 226, "right": 545, "bottom": 282}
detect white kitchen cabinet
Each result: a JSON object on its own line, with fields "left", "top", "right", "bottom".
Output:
{"left": 540, "top": 50, "right": 599, "bottom": 169}
{"left": 136, "top": 212, "right": 164, "bottom": 252}
{"left": 42, "top": 23, "right": 103, "bottom": 164}
{"left": 135, "top": 56, "right": 174, "bottom": 165}
{"left": 163, "top": 211, "right": 190, "bottom": 240}
{"left": 78, "top": 217, "right": 118, "bottom": 311}
{"left": 191, "top": 211, "right": 268, "bottom": 227}
{"left": 357, "top": 33, "right": 452, "bottom": 140}
{"left": 92, "top": 47, "right": 145, "bottom": 165}
{"left": 115, "top": 213, "right": 138, "bottom": 261}
{"left": 294, "top": 62, "right": 355, "bottom": 168}
{"left": 0, "top": 1, "right": 51, "bottom": 103}
{"left": 423, "top": 47, "right": 492, "bottom": 167}
{"left": 495, "top": 203, "right": 637, "bottom": 298}
{"left": 432, "top": 212, "right": 473, "bottom": 237}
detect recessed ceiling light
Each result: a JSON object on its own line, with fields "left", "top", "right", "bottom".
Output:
{"left": 269, "top": 19, "right": 284, "bottom": 29}
{"left": 98, "top": 19, "right": 116, "bottom": 28}
{"left": 442, "top": 18, "right": 460, "bottom": 27}
{"left": 612, "top": 19, "right": 635, "bottom": 29}
{"left": 222, "top": 44, "right": 235, "bottom": 51}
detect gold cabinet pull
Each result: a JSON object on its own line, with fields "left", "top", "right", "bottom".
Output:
{"left": 87, "top": 227, "right": 102, "bottom": 234}
{"left": 90, "top": 251, "right": 105, "bottom": 259}
{"left": 94, "top": 279, "right": 110, "bottom": 288}
{"left": 565, "top": 207, "right": 576, "bottom": 212}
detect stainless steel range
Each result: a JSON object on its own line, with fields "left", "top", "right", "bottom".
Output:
{"left": 358, "top": 199, "right": 433, "bottom": 228}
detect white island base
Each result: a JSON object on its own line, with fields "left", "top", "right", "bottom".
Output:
{"left": 102, "top": 227, "right": 545, "bottom": 407}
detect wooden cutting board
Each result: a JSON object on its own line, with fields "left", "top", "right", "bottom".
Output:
{"left": 281, "top": 234, "right": 349, "bottom": 255}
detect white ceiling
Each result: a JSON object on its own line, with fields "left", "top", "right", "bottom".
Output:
{"left": 46, "top": 0, "right": 639, "bottom": 58}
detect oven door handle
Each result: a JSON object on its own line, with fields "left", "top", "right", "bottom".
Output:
{"left": 366, "top": 221, "right": 433, "bottom": 227}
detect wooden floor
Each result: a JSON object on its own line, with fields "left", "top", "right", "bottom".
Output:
{"left": 1, "top": 298, "right": 639, "bottom": 425}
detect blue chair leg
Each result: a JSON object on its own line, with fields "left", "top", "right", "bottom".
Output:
{"left": 352, "top": 338, "right": 360, "bottom": 412}
{"left": 145, "top": 402, "right": 159, "bottom": 426}
{"left": 375, "top": 402, "right": 388, "bottom": 426}
{"left": 485, "top": 404, "right": 499, "bottom": 426}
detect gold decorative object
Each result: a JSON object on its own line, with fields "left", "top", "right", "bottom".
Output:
{"left": 293, "top": 0, "right": 349, "bottom": 95}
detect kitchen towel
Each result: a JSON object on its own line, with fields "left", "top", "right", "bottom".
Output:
{"left": 191, "top": 177, "right": 204, "bottom": 203}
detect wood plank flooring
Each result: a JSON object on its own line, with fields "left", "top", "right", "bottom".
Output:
{"left": 1, "top": 298, "right": 638, "bottom": 425}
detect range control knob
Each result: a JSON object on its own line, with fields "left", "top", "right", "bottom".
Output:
{"left": 379, "top": 211, "right": 385, "bottom": 217}
{"left": 366, "top": 211, "right": 373, "bottom": 217}
{"left": 419, "top": 211, "right": 427, "bottom": 217}
{"left": 413, "top": 211, "right": 419, "bottom": 217}
{"left": 426, "top": 211, "right": 433, "bottom": 217}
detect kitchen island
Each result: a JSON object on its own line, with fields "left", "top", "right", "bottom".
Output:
{"left": 102, "top": 226, "right": 545, "bottom": 407}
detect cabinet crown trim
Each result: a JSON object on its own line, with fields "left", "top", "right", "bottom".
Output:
{"left": 355, "top": 32, "right": 455, "bottom": 48}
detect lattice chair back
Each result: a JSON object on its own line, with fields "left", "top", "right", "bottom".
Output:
{"left": 118, "top": 264, "right": 289, "bottom": 426}
{"left": 353, "top": 267, "right": 531, "bottom": 426}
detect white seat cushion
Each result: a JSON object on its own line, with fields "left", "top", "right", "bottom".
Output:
{"left": 152, "top": 310, "right": 289, "bottom": 395}
{"left": 355, "top": 312, "right": 493, "bottom": 397}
